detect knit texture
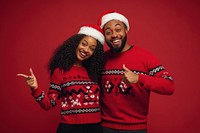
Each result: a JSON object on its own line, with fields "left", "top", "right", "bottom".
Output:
{"left": 101, "top": 45, "right": 174, "bottom": 130}
{"left": 32, "top": 66, "right": 101, "bottom": 124}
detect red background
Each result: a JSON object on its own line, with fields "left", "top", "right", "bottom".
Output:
{"left": 1, "top": 0, "right": 200, "bottom": 133}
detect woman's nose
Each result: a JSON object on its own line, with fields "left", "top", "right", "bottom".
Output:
{"left": 83, "top": 46, "right": 89, "bottom": 52}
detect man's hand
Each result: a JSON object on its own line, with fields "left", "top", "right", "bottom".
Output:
{"left": 122, "top": 64, "right": 138, "bottom": 84}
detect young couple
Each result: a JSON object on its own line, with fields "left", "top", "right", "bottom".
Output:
{"left": 17, "top": 10, "right": 175, "bottom": 133}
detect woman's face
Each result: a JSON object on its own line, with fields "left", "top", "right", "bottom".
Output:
{"left": 76, "top": 36, "right": 97, "bottom": 61}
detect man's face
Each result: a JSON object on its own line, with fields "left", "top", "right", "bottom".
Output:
{"left": 103, "top": 20, "right": 128, "bottom": 53}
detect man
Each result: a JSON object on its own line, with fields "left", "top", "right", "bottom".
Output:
{"left": 97, "top": 10, "right": 175, "bottom": 133}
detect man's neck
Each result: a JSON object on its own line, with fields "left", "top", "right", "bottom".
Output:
{"left": 121, "top": 44, "right": 132, "bottom": 52}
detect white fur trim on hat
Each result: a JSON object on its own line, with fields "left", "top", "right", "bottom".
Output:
{"left": 100, "top": 12, "right": 130, "bottom": 31}
{"left": 78, "top": 26, "right": 105, "bottom": 45}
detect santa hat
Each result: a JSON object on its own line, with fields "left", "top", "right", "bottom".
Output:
{"left": 98, "top": 10, "right": 130, "bottom": 31}
{"left": 78, "top": 24, "right": 105, "bottom": 45}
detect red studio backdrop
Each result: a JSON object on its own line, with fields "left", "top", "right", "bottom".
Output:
{"left": 1, "top": 0, "right": 200, "bottom": 133}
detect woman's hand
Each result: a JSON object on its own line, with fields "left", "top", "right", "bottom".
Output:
{"left": 17, "top": 68, "right": 38, "bottom": 89}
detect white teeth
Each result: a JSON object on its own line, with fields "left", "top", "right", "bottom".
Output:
{"left": 80, "top": 51, "right": 87, "bottom": 58}
{"left": 81, "top": 52, "right": 86, "bottom": 56}
{"left": 113, "top": 40, "right": 120, "bottom": 43}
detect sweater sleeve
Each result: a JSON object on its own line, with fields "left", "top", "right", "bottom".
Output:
{"left": 31, "top": 68, "right": 63, "bottom": 110}
{"left": 137, "top": 53, "right": 175, "bottom": 95}
{"left": 138, "top": 72, "right": 174, "bottom": 95}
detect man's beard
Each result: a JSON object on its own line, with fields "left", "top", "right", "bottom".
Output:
{"left": 106, "top": 35, "right": 127, "bottom": 53}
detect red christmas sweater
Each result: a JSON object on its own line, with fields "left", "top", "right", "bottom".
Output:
{"left": 31, "top": 66, "right": 101, "bottom": 124}
{"left": 101, "top": 45, "right": 175, "bottom": 130}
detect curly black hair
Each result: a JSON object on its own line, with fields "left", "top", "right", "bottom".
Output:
{"left": 48, "top": 34, "right": 105, "bottom": 84}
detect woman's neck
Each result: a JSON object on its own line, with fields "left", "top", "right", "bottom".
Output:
{"left": 73, "top": 60, "right": 82, "bottom": 67}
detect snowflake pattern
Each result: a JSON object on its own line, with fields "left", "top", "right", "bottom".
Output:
{"left": 71, "top": 98, "right": 81, "bottom": 107}
{"left": 61, "top": 97, "right": 68, "bottom": 108}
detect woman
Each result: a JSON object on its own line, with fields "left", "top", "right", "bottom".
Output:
{"left": 17, "top": 24, "right": 105, "bottom": 133}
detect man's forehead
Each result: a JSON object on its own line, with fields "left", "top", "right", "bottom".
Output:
{"left": 104, "top": 20, "right": 124, "bottom": 29}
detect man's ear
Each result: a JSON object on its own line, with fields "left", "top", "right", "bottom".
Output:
{"left": 125, "top": 29, "right": 128, "bottom": 34}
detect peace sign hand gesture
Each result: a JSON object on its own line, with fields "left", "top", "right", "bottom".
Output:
{"left": 17, "top": 68, "right": 38, "bottom": 89}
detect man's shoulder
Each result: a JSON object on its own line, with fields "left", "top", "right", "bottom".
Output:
{"left": 134, "top": 45, "right": 154, "bottom": 55}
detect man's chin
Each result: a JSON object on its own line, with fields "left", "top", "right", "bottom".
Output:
{"left": 111, "top": 47, "right": 123, "bottom": 53}
{"left": 107, "top": 41, "right": 125, "bottom": 53}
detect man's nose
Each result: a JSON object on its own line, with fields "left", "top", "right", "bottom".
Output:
{"left": 111, "top": 31, "right": 117, "bottom": 38}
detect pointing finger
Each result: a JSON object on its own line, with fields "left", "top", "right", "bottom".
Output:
{"left": 16, "top": 74, "right": 28, "bottom": 78}
{"left": 29, "top": 68, "right": 34, "bottom": 76}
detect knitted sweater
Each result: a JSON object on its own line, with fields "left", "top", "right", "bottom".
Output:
{"left": 31, "top": 66, "right": 101, "bottom": 124}
{"left": 101, "top": 45, "right": 175, "bottom": 130}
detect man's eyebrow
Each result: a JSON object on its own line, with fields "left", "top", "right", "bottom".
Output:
{"left": 105, "top": 23, "right": 122, "bottom": 31}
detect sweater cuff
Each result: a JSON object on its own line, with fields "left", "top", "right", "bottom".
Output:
{"left": 31, "top": 87, "right": 43, "bottom": 98}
